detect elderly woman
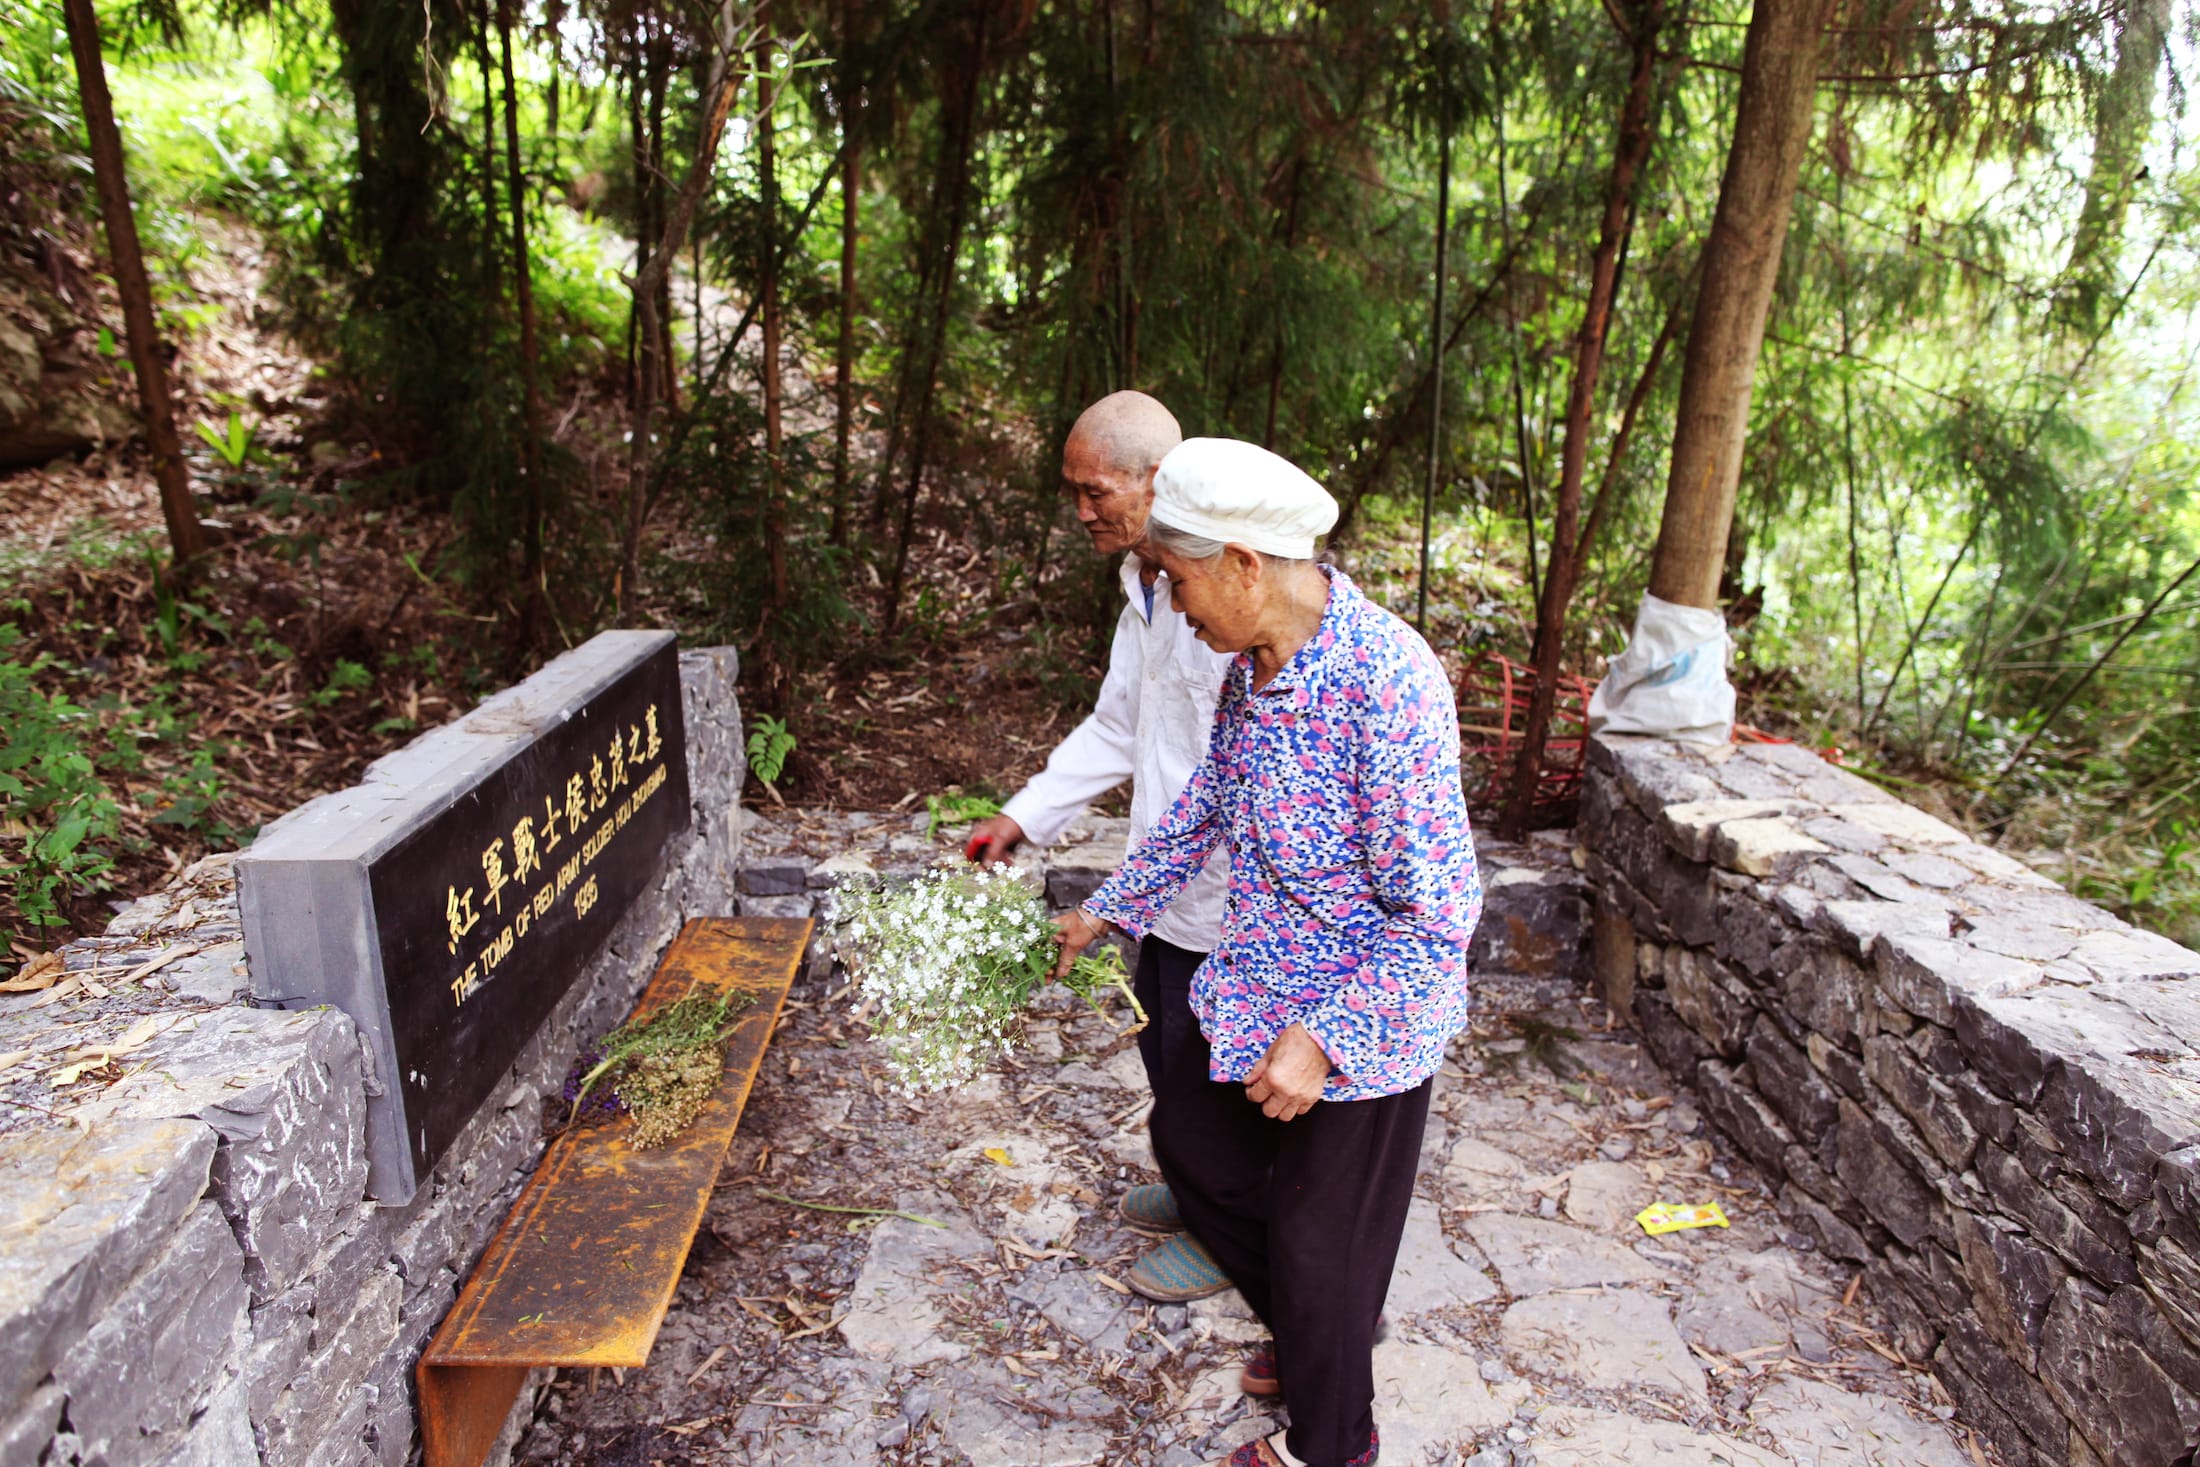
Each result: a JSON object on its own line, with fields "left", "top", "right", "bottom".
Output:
{"left": 1053, "top": 437, "right": 1482, "bottom": 1467}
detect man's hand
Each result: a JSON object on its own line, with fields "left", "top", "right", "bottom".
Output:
{"left": 1244, "top": 1024, "right": 1329, "bottom": 1121}
{"left": 1051, "top": 908, "right": 1112, "bottom": 981}
{"left": 965, "top": 814, "right": 1026, "bottom": 865}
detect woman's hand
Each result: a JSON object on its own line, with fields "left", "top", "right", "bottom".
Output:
{"left": 1244, "top": 1024, "right": 1328, "bottom": 1121}
{"left": 964, "top": 814, "right": 1026, "bottom": 865}
{"left": 1051, "top": 908, "right": 1113, "bottom": 981}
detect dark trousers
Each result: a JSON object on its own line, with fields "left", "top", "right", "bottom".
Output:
{"left": 1134, "top": 938, "right": 1431, "bottom": 1467}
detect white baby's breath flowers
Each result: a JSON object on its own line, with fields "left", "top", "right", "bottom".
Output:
{"left": 831, "top": 863, "right": 1142, "bottom": 1093}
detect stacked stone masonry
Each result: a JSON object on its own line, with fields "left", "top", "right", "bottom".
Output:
{"left": 1581, "top": 732, "right": 2200, "bottom": 1467}
{"left": 1, "top": 648, "right": 744, "bottom": 1467}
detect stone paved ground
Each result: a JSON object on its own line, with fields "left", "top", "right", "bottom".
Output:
{"left": 518, "top": 818, "right": 2003, "bottom": 1467}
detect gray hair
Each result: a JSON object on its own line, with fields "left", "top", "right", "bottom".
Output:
{"left": 1145, "top": 517, "right": 1311, "bottom": 569}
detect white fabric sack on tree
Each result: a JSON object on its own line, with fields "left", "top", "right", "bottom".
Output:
{"left": 1587, "top": 593, "right": 1735, "bottom": 745}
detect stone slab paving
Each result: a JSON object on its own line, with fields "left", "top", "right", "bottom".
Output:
{"left": 520, "top": 815, "right": 2000, "bottom": 1467}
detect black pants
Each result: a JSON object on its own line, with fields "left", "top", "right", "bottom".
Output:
{"left": 1135, "top": 938, "right": 1432, "bottom": 1467}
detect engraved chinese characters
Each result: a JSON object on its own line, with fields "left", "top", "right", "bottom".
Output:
{"left": 238, "top": 632, "right": 694, "bottom": 1203}
{"left": 442, "top": 703, "right": 670, "bottom": 1007}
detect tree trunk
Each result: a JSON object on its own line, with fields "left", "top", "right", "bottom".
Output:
{"left": 1104, "top": 0, "right": 1129, "bottom": 389}
{"left": 1645, "top": 0, "right": 1831, "bottom": 611}
{"left": 543, "top": 0, "right": 564, "bottom": 178}
{"left": 829, "top": 0, "right": 863, "bottom": 545}
{"left": 2061, "top": 0, "right": 2170, "bottom": 328}
{"left": 1415, "top": 113, "right": 1451, "bottom": 636}
{"left": 1500, "top": 0, "right": 1663, "bottom": 838}
{"left": 475, "top": 4, "right": 502, "bottom": 298}
{"left": 325, "top": 0, "right": 437, "bottom": 282}
{"left": 624, "top": 26, "right": 647, "bottom": 406}
{"left": 757, "top": 17, "right": 788, "bottom": 611}
{"left": 1574, "top": 262, "right": 1689, "bottom": 568}
{"left": 630, "top": 133, "right": 860, "bottom": 544}
{"left": 1263, "top": 154, "right": 1307, "bottom": 450}
{"left": 1494, "top": 99, "right": 1541, "bottom": 614}
{"left": 616, "top": 0, "right": 755, "bottom": 614}
{"left": 60, "top": 0, "right": 203, "bottom": 563}
{"left": 646, "top": 30, "right": 677, "bottom": 411}
{"left": 883, "top": 6, "right": 988, "bottom": 633}
{"left": 498, "top": 0, "right": 547, "bottom": 629}
{"left": 324, "top": 0, "right": 450, "bottom": 456}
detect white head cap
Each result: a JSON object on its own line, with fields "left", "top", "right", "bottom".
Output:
{"left": 1150, "top": 438, "right": 1339, "bottom": 560}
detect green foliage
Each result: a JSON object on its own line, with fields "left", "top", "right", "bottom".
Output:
{"left": 15, "top": 0, "right": 2195, "bottom": 938}
{"left": 653, "top": 382, "right": 856, "bottom": 687}
{"left": 148, "top": 744, "right": 229, "bottom": 840}
{"left": 194, "top": 411, "right": 270, "bottom": 471}
{"left": 745, "top": 714, "right": 795, "bottom": 788}
{"left": 308, "top": 659, "right": 372, "bottom": 709}
{"left": 925, "top": 790, "right": 1000, "bottom": 837}
{"left": 0, "top": 626, "right": 121, "bottom": 942}
{"left": 145, "top": 557, "right": 226, "bottom": 672}
{"left": 2076, "top": 821, "right": 2199, "bottom": 928}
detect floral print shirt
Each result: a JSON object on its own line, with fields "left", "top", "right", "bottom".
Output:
{"left": 1084, "top": 568, "right": 1482, "bottom": 1101}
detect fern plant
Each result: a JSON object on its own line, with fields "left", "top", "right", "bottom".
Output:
{"left": 745, "top": 714, "right": 795, "bottom": 797}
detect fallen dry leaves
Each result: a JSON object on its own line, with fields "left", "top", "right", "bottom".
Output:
{"left": 0, "top": 953, "right": 64, "bottom": 992}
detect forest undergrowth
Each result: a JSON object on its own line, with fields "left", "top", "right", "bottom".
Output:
{"left": 0, "top": 215, "right": 1176, "bottom": 946}
{"left": 0, "top": 210, "right": 2190, "bottom": 949}
{"left": 6, "top": 0, "right": 2200, "bottom": 953}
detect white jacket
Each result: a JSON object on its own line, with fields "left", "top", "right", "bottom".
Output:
{"left": 1002, "top": 554, "right": 1233, "bottom": 951}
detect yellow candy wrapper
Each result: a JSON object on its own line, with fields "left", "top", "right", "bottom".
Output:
{"left": 1636, "top": 1201, "right": 1731, "bottom": 1236}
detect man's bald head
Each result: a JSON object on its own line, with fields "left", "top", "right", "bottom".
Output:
{"left": 1061, "top": 392, "right": 1181, "bottom": 556}
{"left": 1067, "top": 391, "right": 1182, "bottom": 479}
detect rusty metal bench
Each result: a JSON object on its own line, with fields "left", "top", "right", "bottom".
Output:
{"left": 417, "top": 916, "right": 811, "bottom": 1467}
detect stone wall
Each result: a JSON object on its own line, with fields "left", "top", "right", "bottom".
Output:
{"left": 1580, "top": 733, "right": 2200, "bottom": 1466}
{"left": 0, "top": 647, "right": 744, "bottom": 1467}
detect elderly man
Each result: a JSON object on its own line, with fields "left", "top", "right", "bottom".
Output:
{"left": 962, "top": 390, "right": 1236, "bottom": 1302}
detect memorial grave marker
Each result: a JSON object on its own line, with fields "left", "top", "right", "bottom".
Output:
{"left": 239, "top": 631, "right": 693, "bottom": 1203}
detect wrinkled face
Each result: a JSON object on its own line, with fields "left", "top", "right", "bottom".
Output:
{"left": 1152, "top": 543, "right": 1263, "bottom": 653}
{"left": 1061, "top": 432, "right": 1153, "bottom": 556}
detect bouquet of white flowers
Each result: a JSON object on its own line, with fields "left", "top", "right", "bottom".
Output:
{"left": 832, "top": 863, "right": 1145, "bottom": 1092}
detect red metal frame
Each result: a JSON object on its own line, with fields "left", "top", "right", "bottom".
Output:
{"left": 1455, "top": 649, "right": 1799, "bottom": 819}
{"left": 1455, "top": 652, "right": 1597, "bottom": 817}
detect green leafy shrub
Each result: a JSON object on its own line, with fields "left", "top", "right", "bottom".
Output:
{"left": 148, "top": 745, "right": 232, "bottom": 842}
{"left": 0, "top": 626, "right": 121, "bottom": 943}
{"left": 309, "top": 658, "right": 372, "bottom": 708}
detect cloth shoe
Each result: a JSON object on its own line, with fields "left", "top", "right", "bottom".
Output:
{"left": 1220, "top": 1427, "right": 1379, "bottom": 1467}
{"left": 1119, "top": 1182, "right": 1185, "bottom": 1233}
{"left": 1237, "top": 1316, "right": 1387, "bottom": 1400}
{"left": 1238, "top": 1343, "right": 1281, "bottom": 1397}
{"left": 1126, "top": 1230, "right": 1231, "bottom": 1302}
